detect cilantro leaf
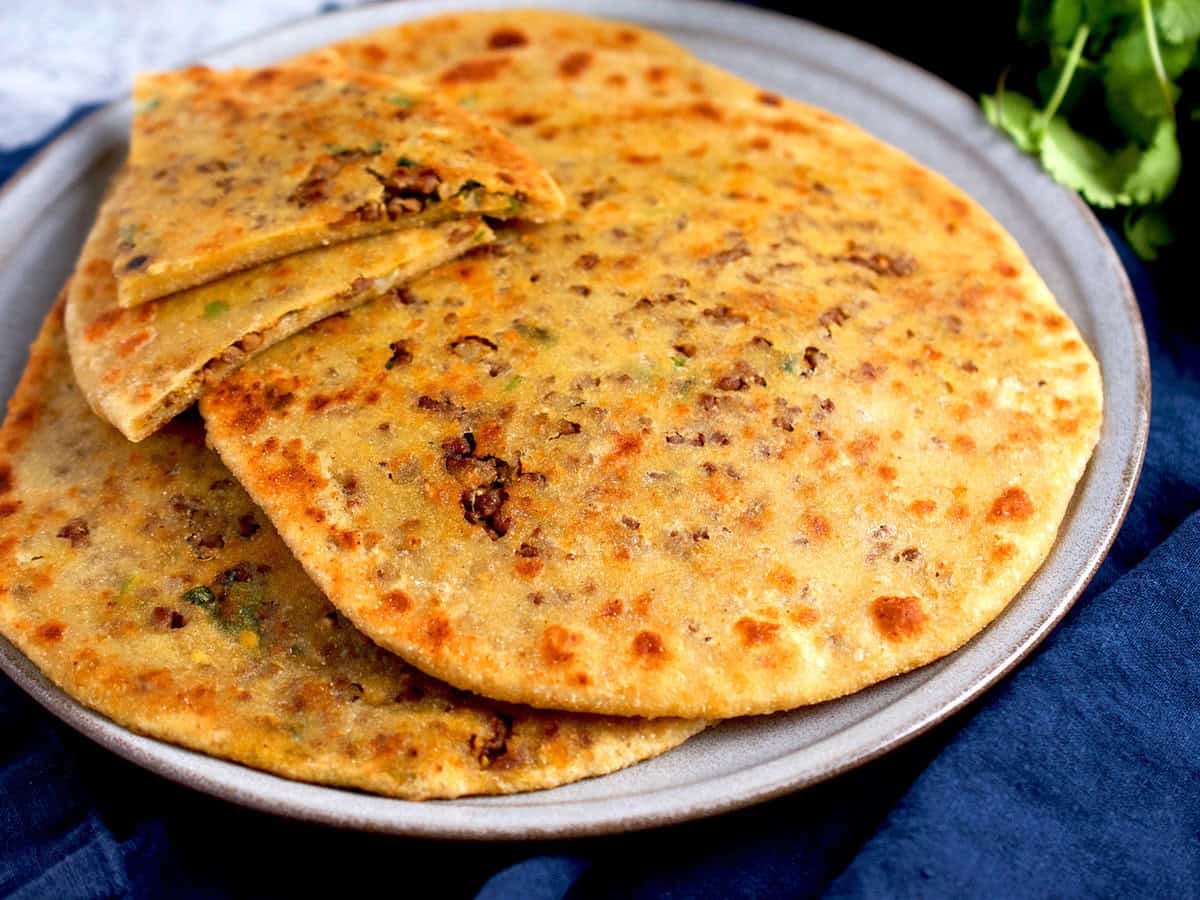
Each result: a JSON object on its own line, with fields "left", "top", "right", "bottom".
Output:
{"left": 1019, "top": 0, "right": 1083, "bottom": 45}
{"left": 982, "top": 90, "right": 1180, "bottom": 207}
{"left": 1114, "top": 117, "right": 1180, "bottom": 203}
{"left": 1156, "top": 0, "right": 1200, "bottom": 42}
{"left": 1040, "top": 113, "right": 1179, "bottom": 206}
{"left": 985, "top": 0, "right": 1192, "bottom": 258}
{"left": 1038, "top": 113, "right": 1129, "bottom": 205}
{"left": 1123, "top": 206, "right": 1174, "bottom": 258}
{"left": 1101, "top": 21, "right": 1191, "bottom": 141}
{"left": 981, "top": 90, "right": 1042, "bottom": 152}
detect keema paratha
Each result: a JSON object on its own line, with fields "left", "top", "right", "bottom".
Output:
{"left": 201, "top": 30, "right": 1103, "bottom": 719}
{"left": 0, "top": 301, "right": 703, "bottom": 798}
{"left": 67, "top": 171, "right": 493, "bottom": 442}
{"left": 113, "top": 62, "right": 564, "bottom": 305}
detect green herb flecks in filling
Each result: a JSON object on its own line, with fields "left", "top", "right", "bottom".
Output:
{"left": 514, "top": 322, "right": 556, "bottom": 344}
{"left": 181, "top": 585, "right": 216, "bottom": 607}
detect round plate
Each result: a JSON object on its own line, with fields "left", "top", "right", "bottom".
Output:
{"left": 0, "top": 0, "right": 1148, "bottom": 839}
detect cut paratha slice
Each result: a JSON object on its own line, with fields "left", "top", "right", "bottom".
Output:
{"left": 202, "top": 40, "right": 1102, "bottom": 720}
{"left": 0, "top": 301, "right": 704, "bottom": 799}
{"left": 67, "top": 172, "right": 493, "bottom": 442}
{"left": 113, "top": 62, "right": 563, "bottom": 306}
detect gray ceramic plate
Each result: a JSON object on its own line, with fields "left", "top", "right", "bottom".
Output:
{"left": 0, "top": 0, "right": 1148, "bottom": 839}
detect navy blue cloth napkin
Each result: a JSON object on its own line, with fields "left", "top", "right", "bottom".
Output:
{"left": 1, "top": 145, "right": 1197, "bottom": 898}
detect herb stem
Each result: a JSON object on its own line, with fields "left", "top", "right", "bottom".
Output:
{"left": 1039, "top": 24, "right": 1090, "bottom": 131}
{"left": 1140, "top": 0, "right": 1173, "bottom": 111}
{"left": 995, "top": 66, "right": 1011, "bottom": 132}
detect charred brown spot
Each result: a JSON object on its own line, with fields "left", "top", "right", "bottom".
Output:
{"left": 757, "top": 91, "right": 783, "bottom": 106}
{"left": 607, "top": 433, "right": 643, "bottom": 461}
{"left": 440, "top": 57, "right": 511, "bottom": 83}
{"left": 423, "top": 615, "right": 452, "bottom": 647}
{"left": 735, "top": 617, "right": 780, "bottom": 646}
{"left": 35, "top": 622, "right": 65, "bottom": 643}
{"left": 0, "top": 464, "right": 11, "bottom": 494}
{"left": 83, "top": 308, "right": 125, "bottom": 342}
{"left": 575, "top": 252, "right": 599, "bottom": 270}
{"left": 986, "top": 487, "right": 1035, "bottom": 523}
{"left": 541, "top": 624, "right": 579, "bottom": 665}
{"left": 991, "top": 542, "right": 1017, "bottom": 563}
{"left": 56, "top": 518, "right": 90, "bottom": 547}
{"left": 803, "top": 513, "right": 831, "bottom": 540}
{"left": 558, "top": 51, "right": 593, "bottom": 78}
{"left": 237, "top": 514, "right": 259, "bottom": 538}
{"left": 487, "top": 26, "right": 528, "bottom": 48}
{"left": 870, "top": 595, "right": 927, "bottom": 641}
{"left": 115, "top": 330, "right": 150, "bottom": 359}
{"left": 633, "top": 630, "right": 666, "bottom": 657}
{"left": 384, "top": 589, "right": 412, "bottom": 613}
{"left": 514, "top": 557, "right": 544, "bottom": 579}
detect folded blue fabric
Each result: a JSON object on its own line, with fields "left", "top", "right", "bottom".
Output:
{"left": 1, "top": 141, "right": 1196, "bottom": 898}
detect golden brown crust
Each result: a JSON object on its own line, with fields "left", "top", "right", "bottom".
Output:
{"left": 114, "top": 62, "right": 563, "bottom": 305}
{"left": 0, "top": 304, "right": 703, "bottom": 798}
{"left": 66, "top": 170, "right": 494, "bottom": 441}
{"left": 289, "top": 8, "right": 692, "bottom": 74}
{"left": 203, "top": 36, "right": 1102, "bottom": 719}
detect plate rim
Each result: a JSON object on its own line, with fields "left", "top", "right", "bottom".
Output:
{"left": 0, "top": 0, "right": 1150, "bottom": 839}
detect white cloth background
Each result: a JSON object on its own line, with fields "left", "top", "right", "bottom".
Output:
{"left": 0, "top": 0, "right": 376, "bottom": 152}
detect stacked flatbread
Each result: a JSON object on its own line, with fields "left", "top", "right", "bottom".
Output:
{"left": 0, "top": 10, "right": 1102, "bottom": 800}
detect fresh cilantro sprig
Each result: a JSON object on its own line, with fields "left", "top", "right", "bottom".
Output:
{"left": 982, "top": 0, "right": 1199, "bottom": 259}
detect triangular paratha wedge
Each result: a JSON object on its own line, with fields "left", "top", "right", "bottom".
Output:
{"left": 0, "top": 301, "right": 704, "bottom": 799}
{"left": 67, "top": 173, "right": 494, "bottom": 442}
{"left": 202, "top": 39, "right": 1102, "bottom": 719}
{"left": 113, "top": 62, "right": 564, "bottom": 306}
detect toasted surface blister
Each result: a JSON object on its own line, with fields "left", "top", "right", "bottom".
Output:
{"left": 201, "top": 20, "right": 1103, "bottom": 719}
{"left": 0, "top": 304, "right": 704, "bottom": 799}
{"left": 67, "top": 171, "right": 494, "bottom": 442}
{"left": 113, "top": 62, "right": 564, "bottom": 305}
